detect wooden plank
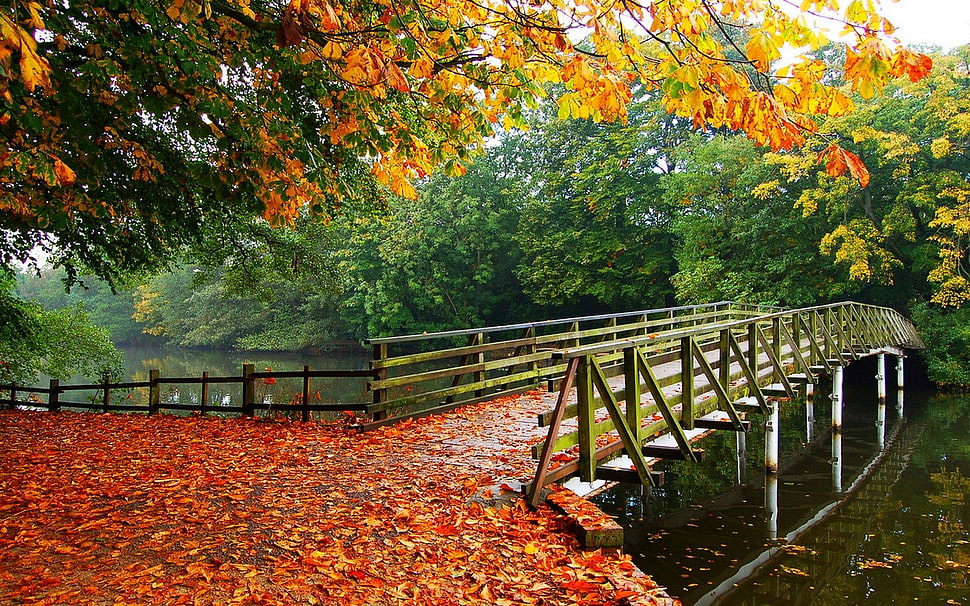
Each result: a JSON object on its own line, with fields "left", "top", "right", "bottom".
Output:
{"left": 594, "top": 467, "right": 665, "bottom": 485}
{"left": 693, "top": 418, "right": 751, "bottom": 432}
{"left": 641, "top": 445, "right": 707, "bottom": 461}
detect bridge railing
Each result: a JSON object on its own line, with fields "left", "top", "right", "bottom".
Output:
{"left": 364, "top": 301, "right": 772, "bottom": 425}
{"left": 526, "top": 301, "right": 923, "bottom": 505}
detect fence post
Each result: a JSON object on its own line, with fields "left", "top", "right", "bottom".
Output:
{"left": 302, "top": 365, "right": 311, "bottom": 423}
{"left": 102, "top": 374, "right": 110, "bottom": 413}
{"left": 8, "top": 382, "right": 16, "bottom": 409}
{"left": 201, "top": 371, "right": 209, "bottom": 416}
{"left": 48, "top": 379, "right": 60, "bottom": 412}
{"left": 372, "top": 344, "right": 387, "bottom": 422}
{"left": 148, "top": 370, "right": 160, "bottom": 415}
{"left": 242, "top": 364, "right": 255, "bottom": 417}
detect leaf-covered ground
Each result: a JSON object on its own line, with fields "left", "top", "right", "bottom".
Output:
{"left": 0, "top": 403, "right": 676, "bottom": 605}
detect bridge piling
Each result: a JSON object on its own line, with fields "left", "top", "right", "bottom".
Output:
{"left": 736, "top": 431, "right": 748, "bottom": 486}
{"left": 896, "top": 357, "right": 905, "bottom": 417}
{"left": 876, "top": 353, "right": 887, "bottom": 406}
{"left": 766, "top": 474, "right": 779, "bottom": 541}
{"left": 805, "top": 383, "right": 816, "bottom": 442}
{"left": 832, "top": 365, "right": 844, "bottom": 494}
{"left": 765, "top": 400, "right": 780, "bottom": 475}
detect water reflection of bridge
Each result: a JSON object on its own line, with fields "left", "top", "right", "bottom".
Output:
{"left": 693, "top": 395, "right": 918, "bottom": 606}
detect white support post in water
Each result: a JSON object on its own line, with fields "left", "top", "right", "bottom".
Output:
{"left": 896, "top": 356, "right": 905, "bottom": 417}
{"left": 832, "top": 365, "right": 844, "bottom": 434}
{"left": 876, "top": 397, "right": 887, "bottom": 451}
{"left": 765, "top": 474, "right": 779, "bottom": 541}
{"left": 805, "top": 383, "right": 815, "bottom": 443}
{"left": 765, "top": 400, "right": 779, "bottom": 475}
{"left": 832, "top": 365, "right": 844, "bottom": 494}
{"left": 736, "top": 431, "right": 748, "bottom": 486}
{"left": 876, "top": 353, "right": 887, "bottom": 406}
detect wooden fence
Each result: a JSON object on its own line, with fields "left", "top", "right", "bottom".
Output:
{"left": 0, "top": 364, "right": 374, "bottom": 422}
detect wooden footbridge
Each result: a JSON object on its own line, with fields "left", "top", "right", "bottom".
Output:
{"left": 2, "top": 301, "right": 923, "bottom": 510}
{"left": 365, "top": 301, "right": 923, "bottom": 506}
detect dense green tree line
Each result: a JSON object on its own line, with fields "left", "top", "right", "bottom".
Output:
{"left": 7, "top": 46, "right": 970, "bottom": 386}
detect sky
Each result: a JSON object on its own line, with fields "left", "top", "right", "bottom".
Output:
{"left": 878, "top": 0, "right": 970, "bottom": 49}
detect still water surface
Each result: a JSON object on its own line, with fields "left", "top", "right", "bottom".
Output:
{"left": 594, "top": 366, "right": 970, "bottom": 605}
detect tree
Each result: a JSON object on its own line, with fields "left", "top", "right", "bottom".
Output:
{"left": 1, "top": 0, "right": 932, "bottom": 283}
{"left": 663, "top": 133, "right": 856, "bottom": 306}
{"left": 0, "top": 268, "right": 123, "bottom": 384}
{"left": 16, "top": 268, "right": 148, "bottom": 344}
{"left": 512, "top": 95, "right": 680, "bottom": 309}
{"left": 779, "top": 46, "right": 970, "bottom": 309}
{"left": 339, "top": 158, "right": 528, "bottom": 337}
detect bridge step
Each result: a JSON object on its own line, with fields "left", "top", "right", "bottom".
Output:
{"left": 694, "top": 418, "right": 752, "bottom": 432}
{"left": 734, "top": 397, "right": 763, "bottom": 412}
{"left": 641, "top": 444, "right": 707, "bottom": 461}
{"left": 595, "top": 467, "right": 665, "bottom": 486}
{"left": 809, "top": 365, "right": 828, "bottom": 374}
{"left": 762, "top": 384, "right": 791, "bottom": 397}
{"left": 787, "top": 373, "right": 815, "bottom": 384}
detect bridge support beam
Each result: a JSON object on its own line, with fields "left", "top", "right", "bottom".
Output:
{"left": 765, "top": 400, "right": 780, "bottom": 475}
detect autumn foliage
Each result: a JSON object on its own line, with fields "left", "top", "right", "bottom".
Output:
{"left": 0, "top": 408, "right": 673, "bottom": 605}
{"left": 0, "top": 0, "right": 933, "bottom": 276}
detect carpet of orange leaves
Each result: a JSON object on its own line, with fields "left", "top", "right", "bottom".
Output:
{"left": 0, "top": 408, "right": 676, "bottom": 605}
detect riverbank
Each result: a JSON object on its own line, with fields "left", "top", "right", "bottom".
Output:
{"left": 0, "top": 408, "right": 676, "bottom": 605}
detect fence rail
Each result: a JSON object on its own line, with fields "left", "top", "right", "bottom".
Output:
{"left": 0, "top": 364, "right": 374, "bottom": 422}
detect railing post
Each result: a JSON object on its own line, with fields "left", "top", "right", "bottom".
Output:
{"left": 48, "top": 379, "right": 60, "bottom": 412}
{"left": 242, "top": 364, "right": 255, "bottom": 417}
{"left": 302, "top": 365, "right": 311, "bottom": 422}
{"left": 201, "top": 371, "right": 209, "bottom": 416}
{"left": 8, "top": 382, "right": 16, "bottom": 409}
{"left": 680, "top": 336, "right": 694, "bottom": 430}
{"left": 824, "top": 308, "right": 834, "bottom": 360}
{"left": 809, "top": 312, "right": 818, "bottom": 366}
{"left": 473, "top": 332, "right": 485, "bottom": 397}
{"left": 771, "top": 317, "right": 782, "bottom": 379}
{"left": 624, "top": 348, "right": 642, "bottom": 442}
{"left": 525, "top": 327, "right": 537, "bottom": 374}
{"left": 102, "top": 374, "right": 110, "bottom": 413}
{"left": 148, "top": 370, "right": 160, "bottom": 415}
{"left": 747, "top": 323, "right": 759, "bottom": 374}
{"left": 577, "top": 356, "right": 596, "bottom": 483}
{"left": 719, "top": 329, "right": 730, "bottom": 400}
{"left": 372, "top": 343, "right": 388, "bottom": 422}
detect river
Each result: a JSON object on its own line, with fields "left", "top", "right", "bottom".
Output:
{"left": 593, "top": 361, "right": 970, "bottom": 605}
